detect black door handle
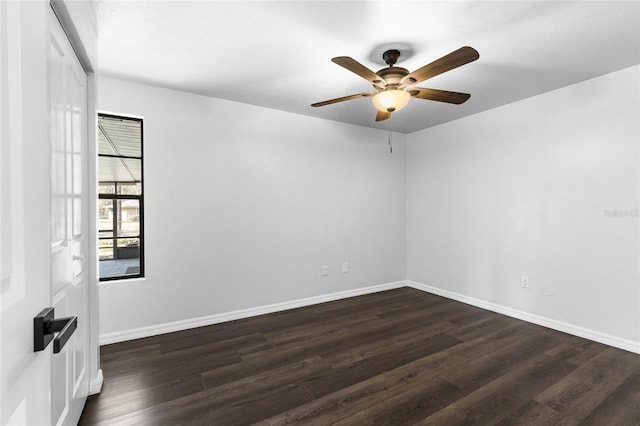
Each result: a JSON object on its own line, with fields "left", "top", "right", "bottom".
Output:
{"left": 34, "top": 307, "right": 77, "bottom": 353}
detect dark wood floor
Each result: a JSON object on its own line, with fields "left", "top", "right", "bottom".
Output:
{"left": 80, "top": 287, "right": 640, "bottom": 425}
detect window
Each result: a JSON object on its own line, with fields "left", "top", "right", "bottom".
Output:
{"left": 98, "top": 114, "right": 144, "bottom": 280}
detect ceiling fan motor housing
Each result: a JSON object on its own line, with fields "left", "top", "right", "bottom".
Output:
{"left": 376, "top": 67, "right": 409, "bottom": 89}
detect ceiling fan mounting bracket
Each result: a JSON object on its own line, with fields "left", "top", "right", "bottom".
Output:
{"left": 382, "top": 49, "right": 401, "bottom": 67}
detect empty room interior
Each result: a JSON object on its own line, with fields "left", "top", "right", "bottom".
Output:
{"left": 1, "top": 1, "right": 640, "bottom": 425}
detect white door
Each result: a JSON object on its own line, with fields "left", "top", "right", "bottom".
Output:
{"left": 0, "top": 3, "right": 89, "bottom": 425}
{"left": 49, "top": 6, "right": 89, "bottom": 426}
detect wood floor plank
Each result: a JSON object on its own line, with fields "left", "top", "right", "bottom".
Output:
{"left": 269, "top": 336, "right": 469, "bottom": 424}
{"left": 202, "top": 356, "right": 331, "bottom": 394}
{"left": 268, "top": 378, "right": 390, "bottom": 425}
{"left": 188, "top": 382, "right": 314, "bottom": 426}
{"left": 421, "top": 353, "right": 576, "bottom": 424}
{"left": 209, "top": 312, "right": 451, "bottom": 389}
{"left": 494, "top": 400, "right": 576, "bottom": 426}
{"left": 335, "top": 378, "right": 464, "bottom": 425}
{"left": 80, "top": 288, "right": 640, "bottom": 425}
{"left": 536, "top": 347, "right": 640, "bottom": 423}
{"left": 446, "top": 312, "right": 518, "bottom": 341}
{"left": 101, "top": 332, "right": 265, "bottom": 375}
{"left": 544, "top": 335, "right": 608, "bottom": 366}
{"left": 262, "top": 314, "right": 381, "bottom": 348}
{"left": 321, "top": 320, "right": 454, "bottom": 368}
{"left": 443, "top": 327, "right": 569, "bottom": 392}
{"left": 99, "top": 343, "right": 162, "bottom": 364}
{"left": 92, "top": 383, "right": 313, "bottom": 426}
{"left": 79, "top": 374, "right": 205, "bottom": 424}
{"left": 302, "top": 332, "right": 462, "bottom": 398}
{"left": 579, "top": 372, "right": 640, "bottom": 425}
{"left": 101, "top": 344, "right": 245, "bottom": 381}
{"left": 158, "top": 324, "right": 245, "bottom": 354}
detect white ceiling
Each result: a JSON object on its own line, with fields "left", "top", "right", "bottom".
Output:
{"left": 96, "top": 1, "right": 640, "bottom": 134}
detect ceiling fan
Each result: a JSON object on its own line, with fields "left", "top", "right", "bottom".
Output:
{"left": 311, "top": 46, "right": 479, "bottom": 122}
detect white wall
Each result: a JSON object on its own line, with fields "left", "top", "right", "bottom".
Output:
{"left": 98, "top": 76, "right": 407, "bottom": 338}
{"left": 407, "top": 66, "right": 640, "bottom": 346}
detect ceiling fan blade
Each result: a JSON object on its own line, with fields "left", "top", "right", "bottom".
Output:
{"left": 332, "top": 57, "right": 386, "bottom": 86}
{"left": 401, "top": 46, "right": 479, "bottom": 87}
{"left": 375, "top": 110, "right": 391, "bottom": 122}
{"left": 409, "top": 88, "right": 471, "bottom": 104}
{"left": 311, "top": 92, "right": 374, "bottom": 107}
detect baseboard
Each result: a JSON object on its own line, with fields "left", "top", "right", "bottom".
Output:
{"left": 407, "top": 280, "right": 640, "bottom": 355}
{"left": 99, "top": 281, "right": 407, "bottom": 345}
{"left": 89, "top": 369, "right": 103, "bottom": 395}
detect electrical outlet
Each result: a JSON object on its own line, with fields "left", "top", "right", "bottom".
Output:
{"left": 322, "top": 265, "right": 329, "bottom": 276}
{"left": 521, "top": 275, "right": 530, "bottom": 289}
{"left": 342, "top": 262, "right": 349, "bottom": 273}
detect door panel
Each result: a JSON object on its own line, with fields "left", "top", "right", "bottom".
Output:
{"left": 1, "top": 2, "right": 52, "bottom": 425}
{"left": 48, "top": 7, "right": 89, "bottom": 426}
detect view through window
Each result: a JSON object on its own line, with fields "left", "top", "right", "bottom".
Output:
{"left": 98, "top": 114, "right": 144, "bottom": 280}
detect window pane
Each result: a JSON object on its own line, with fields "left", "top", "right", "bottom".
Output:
{"left": 98, "top": 156, "right": 142, "bottom": 182}
{"left": 99, "top": 239, "right": 114, "bottom": 261}
{"left": 98, "top": 137, "right": 118, "bottom": 156}
{"left": 116, "top": 199, "right": 140, "bottom": 237}
{"left": 98, "top": 115, "right": 142, "bottom": 157}
{"left": 100, "top": 257, "right": 140, "bottom": 279}
{"left": 99, "top": 238, "right": 140, "bottom": 279}
{"left": 98, "top": 199, "right": 113, "bottom": 232}
{"left": 116, "top": 182, "right": 142, "bottom": 196}
{"left": 99, "top": 183, "right": 115, "bottom": 194}
{"left": 117, "top": 237, "right": 140, "bottom": 249}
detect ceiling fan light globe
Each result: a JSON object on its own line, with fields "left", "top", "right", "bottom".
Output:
{"left": 373, "top": 90, "right": 410, "bottom": 113}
